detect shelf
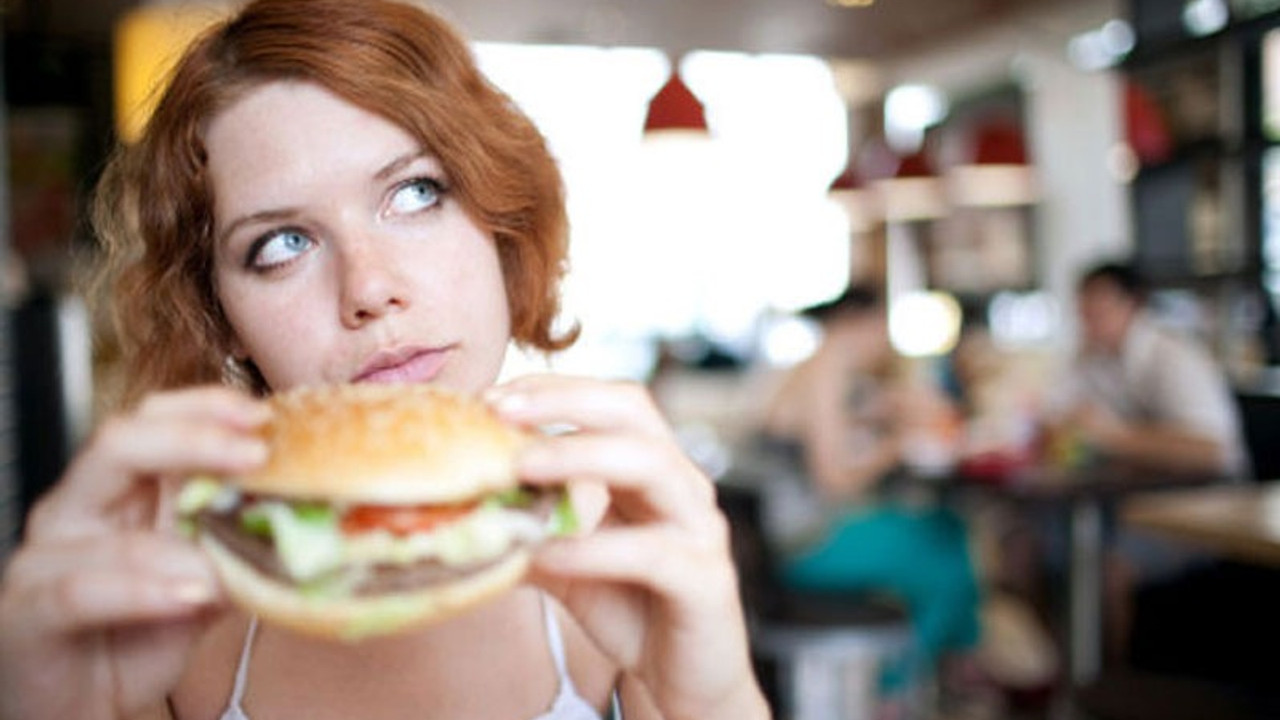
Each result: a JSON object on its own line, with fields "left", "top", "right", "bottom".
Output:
{"left": 1122, "top": 7, "right": 1280, "bottom": 71}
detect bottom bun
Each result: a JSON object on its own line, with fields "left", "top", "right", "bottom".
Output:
{"left": 200, "top": 534, "right": 531, "bottom": 642}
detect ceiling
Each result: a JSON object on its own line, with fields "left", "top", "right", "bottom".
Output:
{"left": 18, "top": 0, "right": 1082, "bottom": 61}
{"left": 427, "top": 0, "right": 1077, "bottom": 59}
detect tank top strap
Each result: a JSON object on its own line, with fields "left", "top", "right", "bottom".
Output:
{"left": 539, "top": 593, "right": 572, "bottom": 682}
{"left": 228, "top": 616, "right": 260, "bottom": 709}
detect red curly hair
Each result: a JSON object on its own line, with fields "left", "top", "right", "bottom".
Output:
{"left": 93, "top": 0, "right": 576, "bottom": 406}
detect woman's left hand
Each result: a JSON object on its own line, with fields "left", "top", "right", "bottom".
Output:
{"left": 486, "top": 374, "right": 768, "bottom": 720}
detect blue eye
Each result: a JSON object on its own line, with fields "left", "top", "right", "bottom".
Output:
{"left": 388, "top": 177, "right": 444, "bottom": 215}
{"left": 249, "top": 229, "right": 313, "bottom": 270}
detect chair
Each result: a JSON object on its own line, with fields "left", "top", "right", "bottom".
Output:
{"left": 715, "top": 481, "right": 927, "bottom": 720}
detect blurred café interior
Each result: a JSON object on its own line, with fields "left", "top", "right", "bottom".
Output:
{"left": 6, "top": 0, "right": 1280, "bottom": 718}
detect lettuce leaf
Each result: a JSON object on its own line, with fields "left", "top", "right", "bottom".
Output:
{"left": 244, "top": 501, "right": 344, "bottom": 581}
{"left": 176, "top": 477, "right": 227, "bottom": 516}
{"left": 548, "top": 491, "right": 578, "bottom": 536}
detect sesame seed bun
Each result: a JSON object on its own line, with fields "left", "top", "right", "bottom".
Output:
{"left": 240, "top": 383, "right": 527, "bottom": 504}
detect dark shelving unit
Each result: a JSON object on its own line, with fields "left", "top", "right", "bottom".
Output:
{"left": 1124, "top": 1, "right": 1280, "bottom": 364}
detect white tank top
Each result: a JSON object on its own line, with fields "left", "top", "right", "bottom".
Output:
{"left": 217, "top": 596, "right": 616, "bottom": 720}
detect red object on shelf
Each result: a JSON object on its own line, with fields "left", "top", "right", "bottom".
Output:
{"left": 1124, "top": 81, "right": 1173, "bottom": 166}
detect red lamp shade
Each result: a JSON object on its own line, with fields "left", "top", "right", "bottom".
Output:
{"left": 644, "top": 68, "right": 708, "bottom": 133}
{"left": 894, "top": 149, "right": 936, "bottom": 178}
{"left": 972, "top": 120, "right": 1028, "bottom": 165}
{"left": 947, "top": 118, "right": 1038, "bottom": 207}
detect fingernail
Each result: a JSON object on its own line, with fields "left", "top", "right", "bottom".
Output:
{"left": 168, "top": 579, "right": 217, "bottom": 605}
{"left": 490, "top": 392, "right": 529, "bottom": 416}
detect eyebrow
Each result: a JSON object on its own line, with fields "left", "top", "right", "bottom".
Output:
{"left": 216, "top": 150, "right": 433, "bottom": 246}
{"left": 374, "top": 150, "right": 432, "bottom": 182}
{"left": 217, "top": 208, "right": 302, "bottom": 248}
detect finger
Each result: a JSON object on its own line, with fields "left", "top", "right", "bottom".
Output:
{"left": 533, "top": 527, "right": 687, "bottom": 594}
{"left": 33, "top": 415, "right": 267, "bottom": 539}
{"left": 488, "top": 375, "right": 668, "bottom": 437}
{"left": 19, "top": 570, "right": 222, "bottom": 636}
{"left": 533, "top": 523, "right": 732, "bottom": 601}
{"left": 3, "top": 537, "right": 223, "bottom": 636}
{"left": 5, "top": 532, "right": 218, "bottom": 590}
{"left": 133, "top": 385, "right": 271, "bottom": 430}
{"left": 519, "top": 434, "right": 714, "bottom": 525}
{"left": 565, "top": 480, "right": 610, "bottom": 533}
{"left": 90, "top": 415, "right": 267, "bottom": 483}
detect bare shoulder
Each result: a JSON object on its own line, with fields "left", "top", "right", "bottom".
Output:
{"left": 169, "top": 611, "right": 252, "bottom": 719}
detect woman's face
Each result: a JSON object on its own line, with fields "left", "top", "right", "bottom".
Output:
{"left": 207, "top": 81, "right": 512, "bottom": 394}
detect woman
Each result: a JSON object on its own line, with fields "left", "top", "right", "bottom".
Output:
{"left": 0, "top": 1, "right": 768, "bottom": 718}
{"left": 758, "top": 286, "right": 981, "bottom": 687}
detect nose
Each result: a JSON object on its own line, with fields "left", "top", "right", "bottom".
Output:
{"left": 338, "top": 241, "right": 410, "bottom": 327}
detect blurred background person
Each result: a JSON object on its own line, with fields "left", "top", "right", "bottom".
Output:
{"left": 747, "top": 284, "right": 984, "bottom": 697}
{"left": 1059, "top": 261, "right": 1246, "bottom": 476}
{"left": 1051, "top": 260, "right": 1248, "bottom": 663}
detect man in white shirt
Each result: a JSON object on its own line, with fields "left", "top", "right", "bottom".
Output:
{"left": 1063, "top": 261, "right": 1247, "bottom": 663}
{"left": 1067, "top": 262, "right": 1245, "bottom": 476}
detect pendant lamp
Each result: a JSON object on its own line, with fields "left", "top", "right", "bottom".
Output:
{"left": 644, "top": 65, "right": 709, "bottom": 136}
{"left": 947, "top": 119, "right": 1039, "bottom": 207}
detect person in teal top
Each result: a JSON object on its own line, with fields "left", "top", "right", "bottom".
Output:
{"left": 756, "top": 285, "right": 982, "bottom": 686}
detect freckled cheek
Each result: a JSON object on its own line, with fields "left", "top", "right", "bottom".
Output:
{"left": 219, "top": 285, "right": 335, "bottom": 384}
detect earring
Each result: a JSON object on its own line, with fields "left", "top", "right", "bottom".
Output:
{"left": 222, "top": 354, "right": 253, "bottom": 389}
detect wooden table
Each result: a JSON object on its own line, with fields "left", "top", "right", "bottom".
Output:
{"left": 1123, "top": 481, "right": 1280, "bottom": 568}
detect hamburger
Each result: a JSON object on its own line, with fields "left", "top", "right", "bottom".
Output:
{"left": 177, "top": 383, "right": 576, "bottom": 641}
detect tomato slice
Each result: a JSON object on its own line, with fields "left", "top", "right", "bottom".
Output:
{"left": 341, "top": 502, "right": 479, "bottom": 536}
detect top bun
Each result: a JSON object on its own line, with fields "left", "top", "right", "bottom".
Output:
{"left": 239, "top": 384, "right": 527, "bottom": 504}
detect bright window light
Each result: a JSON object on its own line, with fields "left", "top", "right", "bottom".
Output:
{"left": 889, "top": 291, "right": 962, "bottom": 357}
{"left": 476, "top": 43, "right": 850, "bottom": 378}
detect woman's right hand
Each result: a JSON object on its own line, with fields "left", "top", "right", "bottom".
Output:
{"left": 0, "top": 386, "right": 269, "bottom": 720}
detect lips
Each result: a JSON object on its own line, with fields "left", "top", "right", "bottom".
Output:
{"left": 353, "top": 346, "right": 451, "bottom": 384}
